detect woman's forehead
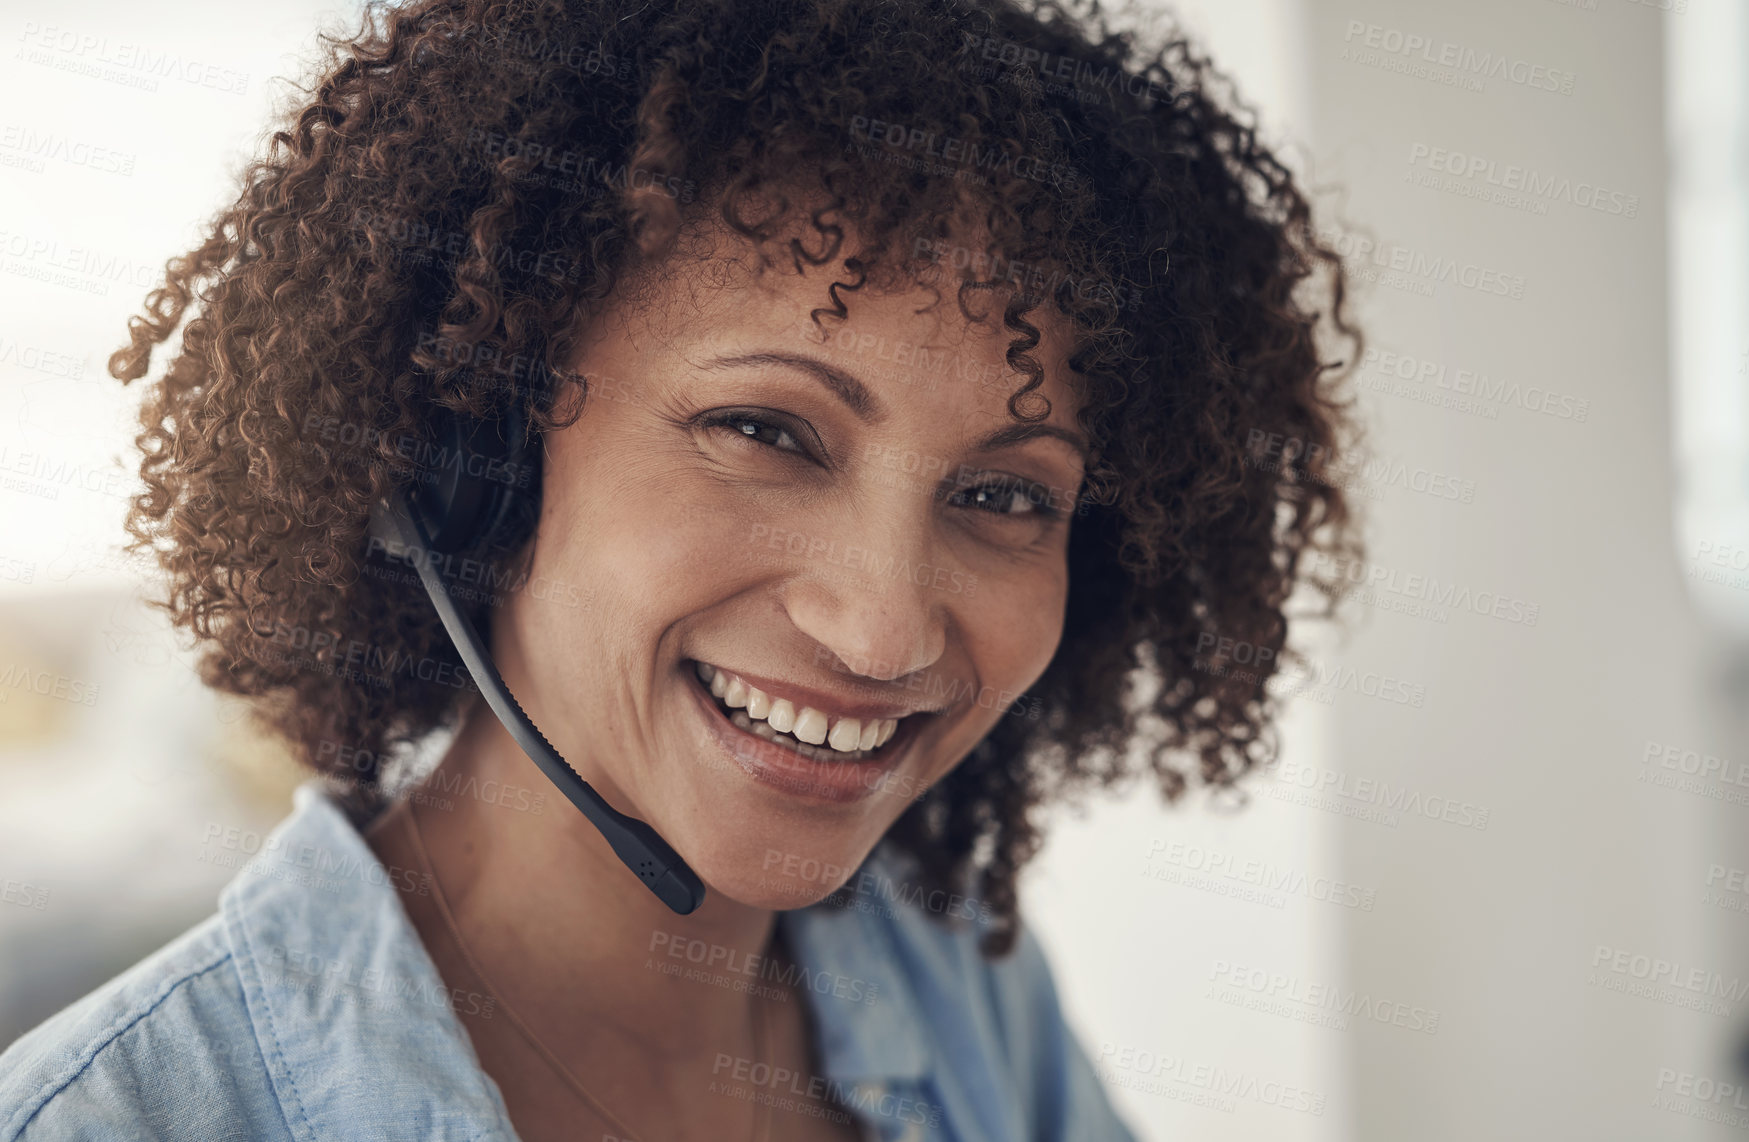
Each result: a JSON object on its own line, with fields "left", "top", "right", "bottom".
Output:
{"left": 600, "top": 203, "right": 1083, "bottom": 387}
{"left": 590, "top": 250, "right": 1083, "bottom": 420}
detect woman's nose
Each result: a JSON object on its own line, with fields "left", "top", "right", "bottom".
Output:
{"left": 774, "top": 510, "right": 951, "bottom": 683}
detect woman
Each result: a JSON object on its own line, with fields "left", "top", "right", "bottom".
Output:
{"left": 0, "top": 0, "right": 1359, "bottom": 1139}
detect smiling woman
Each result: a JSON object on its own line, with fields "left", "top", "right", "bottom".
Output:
{"left": 0, "top": 0, "right": 1360, "bottom": 1140}
{"left": 480, "top": 224, "right": 1107, "bottom": 927}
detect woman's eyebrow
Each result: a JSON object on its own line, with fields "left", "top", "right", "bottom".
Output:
{"left": 699, "top": 349, "right": 1087, "bottom": 463}
{"left": 973, "top": 421, "right": 1090, "bottom": 466}
{"left": 699, "top": 351, "right": 881, "bottom": 420}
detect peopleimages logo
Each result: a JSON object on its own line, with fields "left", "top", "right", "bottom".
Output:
{"left": 1340, "top": 21, "right": 1576, "bottom": 96}
{"left": 1207, "top": 960, "right": 1441, "bottom": 1034}
{"left": 847, "top": 116, "right": 1083, "bottom": 191}
{"left": 1267, "top": 759, "right": 1490, "bottom": 830}
{"left": 1406, "top": 143, "right": 1637, "bottom": 218}
{"left": 711, "top": 1055, "right": 943, "bottom": 1128}
{"left": 1358, "top": 347, "right": 1591, "bottom": 423}
{"left": 956, "top": 30, "right": 1163, "bottom": 107}
{"left": 1097, "top": 1043, "right": 1328, "bottom": 1115}
{"left": 0, "top": 125, "right": 137, "bottom": 176}
{"left": 0, "top": 662, "right": 99, "bottom": 707}
{"left": 647, "top": 930, "right": 881, "bottom": 1007}
{"left": 1313, "top": 227, "right": 1526, "bottom": 301}
{"left": 1304, "top": 552, "right": 1542, "bottom": 627}
{"left": 1660, "top": 1069, "right": 1749, "bottom": 1105}
{"left": 1143, "top": 839, "right": 1377, "bottom": 911}
{"left": 1589, "top": 944, "right": 1748, "bottom": 1017}
{"left": 747, "top": 521, "right": 978, "bottom": 597}
{"left": 0, "top": 335, "right": 85, "bottom": 379}
{"left": 14, "top": 21, "right": 251, "bottom": 95}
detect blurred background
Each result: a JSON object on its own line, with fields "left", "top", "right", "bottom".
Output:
{"left": 1, "top": 0, "right": 1744, "bottom": 1138}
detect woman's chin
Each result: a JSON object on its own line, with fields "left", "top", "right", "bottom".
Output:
{"left": 677, "top": 833, "right": 875, "bottom": 912}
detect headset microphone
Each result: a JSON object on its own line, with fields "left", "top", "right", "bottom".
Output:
{"left": 367, "top": 401, "right": 706, "bottom": 916}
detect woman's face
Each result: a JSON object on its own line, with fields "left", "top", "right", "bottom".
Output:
{"left": 500, "top": 230, "right": 1086, "bottom": 909}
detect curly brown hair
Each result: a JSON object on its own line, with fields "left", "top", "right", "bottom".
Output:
{"left": 112, "top": 0, "right": 1362, "bottom": 955}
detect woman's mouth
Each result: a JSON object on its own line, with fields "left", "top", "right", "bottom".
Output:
{"left": 691, "top": 661, "right": 900, "bottom": 763}
{"left": 682, "top": 658, "right": 933, "bottom": 805}
{"left": 678, "top": 654, "right": 951, "bottom": 804}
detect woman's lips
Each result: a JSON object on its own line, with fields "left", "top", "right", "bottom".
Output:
{"left": 695, "top": 660, "right": 897, "bottom": 758}
{"left": 683, "top": 661, "right": 923, "bottom": 804}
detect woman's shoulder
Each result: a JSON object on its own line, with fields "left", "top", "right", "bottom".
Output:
{"left": 817, "top": 843, "right": 1081, "bottom": 1032}
{"left": 0, "top": 910, "right": 289, "bottom": 1142}
{"left": 0, "top": 783, "right": 517, "bottom": 1142}
{"left": 782, "top": 846, "right": 1139, "bottom": 1142}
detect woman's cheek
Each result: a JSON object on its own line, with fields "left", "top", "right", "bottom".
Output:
{"left": 969, "top": 562, "right": 1067, "bottom": 700}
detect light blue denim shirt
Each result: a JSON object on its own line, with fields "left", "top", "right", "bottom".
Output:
{"left": 0, "top": 783, "right": 1138, "bottom": 1141}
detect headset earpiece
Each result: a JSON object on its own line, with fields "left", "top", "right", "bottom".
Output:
{"left": 405, "top": 404, "right": 532, "bottom": 555}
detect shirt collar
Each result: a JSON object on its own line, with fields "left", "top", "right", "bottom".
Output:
{"left": 219, "top": 782, "right": 519, "bottom": 1142}
{"left": 218, "top": 782, "right": 941, "bottom": 1139}
{"left": 779, "top": 846, "right": 936, "bottom": 1087}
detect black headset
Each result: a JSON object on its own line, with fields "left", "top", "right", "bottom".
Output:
{"left": 367, "top": 392, "right": 706, "bottom": 915}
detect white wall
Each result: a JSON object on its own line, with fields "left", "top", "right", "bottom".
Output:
{"left": 1299, "top": 2, "right": 1738, "bottom": 1138}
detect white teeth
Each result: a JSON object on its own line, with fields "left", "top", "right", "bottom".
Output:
{"left": 797, "top": 739, "right": 854, "bottom": 762}
{"left": 730, "top": 710, "right": 779, "bottom": 741}
{"left": 828, "top": 717, "right": 862, "bottom": 752}
{"left": 792, "top": 706, "right": 829, "bottom": 746}
{"left": 697, "top": 664, "right": 910, "bottom": 757}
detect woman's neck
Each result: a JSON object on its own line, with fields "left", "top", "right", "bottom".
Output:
{"left": 367, "top": 698, "right": 783, "bottom": 1066}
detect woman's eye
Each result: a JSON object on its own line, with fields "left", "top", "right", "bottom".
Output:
{"left": 951, "top": 478, "right": 1060, "bottom": 519}
{"left": 702, "top": 412, "right": 809, "bottom": 456}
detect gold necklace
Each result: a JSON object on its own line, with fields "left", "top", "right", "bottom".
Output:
{"left": 403, "top": 800, "right": 773, "bottom": 1142}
